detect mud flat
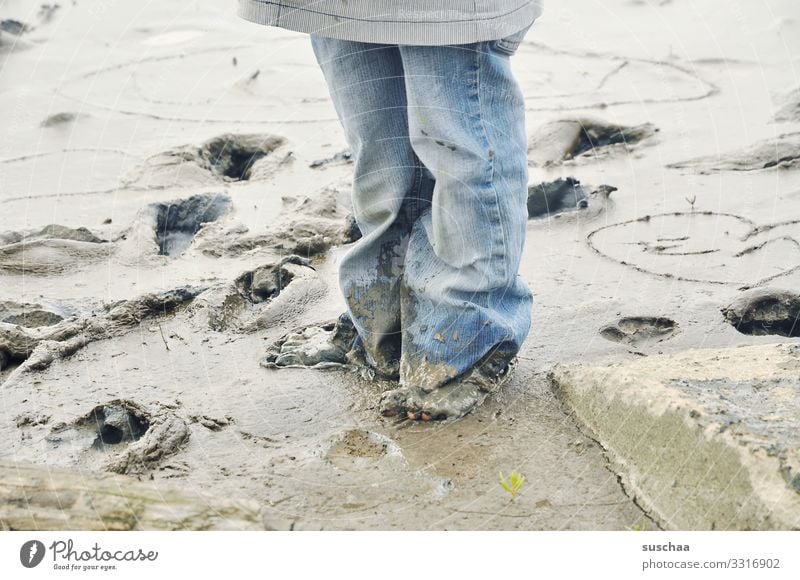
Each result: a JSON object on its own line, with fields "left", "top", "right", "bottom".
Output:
{"left": 551, "top": 343, "right": 800, "bottom": 530}
{"left": 2, "top": 0, "right": 800, "bottom": 530}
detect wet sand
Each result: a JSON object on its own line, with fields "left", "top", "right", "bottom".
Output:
{"left": 1, "top": 0, "right": 799, "bottom": 529}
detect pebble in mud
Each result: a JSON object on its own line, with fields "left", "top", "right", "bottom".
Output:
{"left": 599, "top": 317, "right": 679, "bottom": 349}
{"left": 528, "top": 117, "right": 657, "bottom": 166}
{"left": 722, "top": 288, "right": 800, "bottom": 337}
{"left": 668, "top": 132, "right": 800, "bottom": 173}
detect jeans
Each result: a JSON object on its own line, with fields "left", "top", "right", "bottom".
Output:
{"left": 311, "top": 26, "right": 534, "bottom": 392}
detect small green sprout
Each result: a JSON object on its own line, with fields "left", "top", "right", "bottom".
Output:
{"left": 625, "top": 519, "right": 649, "bottom": 531}
{"left": 499, "top": 471, "right": 526, "bottom": 501}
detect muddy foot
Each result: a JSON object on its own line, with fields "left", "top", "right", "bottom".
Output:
{"left": 261, "top": 313, "right": 357, "bottom": 370}
{"left": 381, "top": 360, "right": 516, "bottom": 421}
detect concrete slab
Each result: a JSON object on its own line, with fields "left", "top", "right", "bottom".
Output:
{"left": 550, "top": 343, "right": 800, "bottom": 530}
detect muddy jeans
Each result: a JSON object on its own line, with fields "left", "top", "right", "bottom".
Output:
{"left": 311, "top": 26, "right": 534, "bottom": 390}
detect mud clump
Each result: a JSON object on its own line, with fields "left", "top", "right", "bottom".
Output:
{"left": 15, "top": 412, "right": 51, "bottom": 428}
{"left": 106, "top": 413, "right": 190, "bottom": 476}
{"left": 0, "top": 224, "right": 110, "bottom": 276}
{"left": 262, "top": 313, "right": 358, "bottom": 369}
{"left": 199, "top": 256, "right": 321, "bottom": 332}
{"left": 527, "top": 177, "right": 616, "bottom": 219}
{"left": 600, "top": 317, "right": 678, "bottom": 348}
{"left": 342, "top": 213, "right": 362, "bottom": 244}
{"left": 0, "top": 301, "right": 64, "bottom": 328}
{"left": 214, "top": 186, "right": 357, "bottom": 258}
{"left": 234, "top": 255, "right": 310, "bottom": 303}
{"left": 722, "top": 289, "right": 800, "bottom": 337}
{"left": 310, "top": 150, "right": 352, "bottom": 169}
{"left": 41, "top": 112, "right": 87, "bottom": 128}
{"left": 528, "top": 177, "right": 587, "bottom": 218}
{"left": 153, "top": 193, "right": 231, "bottom": 256}
{"left": 528, "top": 118, "right": 657, "bottom": 166}
{"left": 48, "top": 400, "right": 190, "bottom": 476}
{"left": 1, "top": 286, "right": 203, "bottom": 373}
{"left": 0, "top": 19, "right": 32, "bottom": 36}
{"left": 105, "top": 286, "right": 205, "bottom": 326}
{"left": 669, "top": 133, "right": 800, "bottom": 173}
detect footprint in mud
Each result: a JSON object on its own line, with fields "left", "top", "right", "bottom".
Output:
{"left": 599, "top": 317, "right": 678, "bottom": 349}
{"left": 261, "top": 312, "right": 359, "bottom": 370}
{"left": 0, "top": 224, "right": 111, "bottom": 275}
{"left": 668, "top": 132, "right": 800, "bottom": 173}
{"left": 126, "top": 133, "right": 287, "bottom": 188}
{"left": 151, "top": 193, "right": 232, "bottom": 256}
{"left": 722, "top": 289, "right": 800, "bottom": 337}
{"left": 211, "top": 185, "right": 359, "bottom": 259}
{"left": 527, "top": 177, "right": 616, "bottom": 220}
{"left": 195, "top": 255, "right": 324, "bottom": 332}
{"left": 324, "top": 428, "right": 401, "bottom": 471}
{"left": 46, "top": 400, "right": 189, "bottom": 476}
{"left": 528, "top": 118, "right": 657, "bottom": 167}
{"left": 588, "top": 211, "right": 800, "bottom": 287}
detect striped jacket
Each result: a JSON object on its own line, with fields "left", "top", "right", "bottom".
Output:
{"left": 237, "top": 0, "right": 544, "bottom": 45}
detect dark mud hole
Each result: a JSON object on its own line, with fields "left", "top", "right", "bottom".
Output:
{"left": 200, "top": 135, "right": 271, "bottom": 181}
{"left": 723, "top": 290, "right": 800, "bottom": 337}
{"left": 154, "top": 193, "right": 231, "bottom": 256}
{"left": 75, "top": 400, "right": 150, "bottom": 450}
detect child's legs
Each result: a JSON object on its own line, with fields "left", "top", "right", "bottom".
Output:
{"left": 397, "top": 39, "right": 534, "bottom": 390}
{"left": 311, "top": 37, "right": 432, "bottom": 377}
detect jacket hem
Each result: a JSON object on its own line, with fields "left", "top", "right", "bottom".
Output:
{"left": 237, "top": 0, "right": 543, "bottom": 45}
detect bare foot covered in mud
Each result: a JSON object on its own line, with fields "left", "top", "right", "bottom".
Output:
{"left": 380, "top": 360, "right": 516, "bottom": 421}
{"left": 260, "top": 313, "right": 358, "bottom": 370}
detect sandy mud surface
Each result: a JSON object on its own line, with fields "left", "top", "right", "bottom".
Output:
{"left": 1, "top": 0, "right": 799, "bottom": 529}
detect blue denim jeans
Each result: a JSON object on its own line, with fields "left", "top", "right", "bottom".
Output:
{"left": 311, "top": 27, "right": 534, "bottom": 391}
